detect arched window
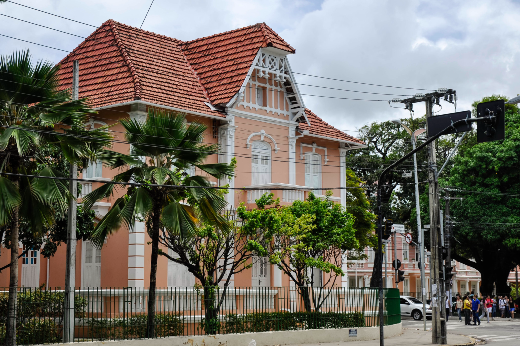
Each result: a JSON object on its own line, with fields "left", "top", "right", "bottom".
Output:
{"left": 251, "top": 141, "right": 271, "bottom": 185}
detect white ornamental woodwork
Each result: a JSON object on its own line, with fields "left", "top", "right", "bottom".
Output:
{"left": 251, "top": 141, "right": 271, "bottom": 186}
{"left": 21, "top": 246, "right": 40, "bottom": 288}
{"left": 246, "top": 130, "right": 279, "bottom": 153}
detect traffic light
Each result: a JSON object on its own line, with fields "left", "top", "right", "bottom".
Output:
{"left": 397, "top": 270, "right": 405, "bottom": 283}
{"left": 441, "top": 246, "right": 448, "bottom": 260}
{"left": 476, "top": 100, "right": 505, "bottom": 143}
{"left": 445, "top": 266, "right": 454, "bottom": 281}
{"left": 392, "top": 259, "right": 401, "bottom": 270}
{"left": 383, "top": 219, "right": 393, "bottom": 240}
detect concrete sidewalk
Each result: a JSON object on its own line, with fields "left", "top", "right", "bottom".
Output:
{"left": 281, "top": 328, "right": 475, "bottom": 346}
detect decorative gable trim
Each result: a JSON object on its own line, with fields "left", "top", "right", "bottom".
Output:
{"left": 246, "top": 130, "right": 279, "bottom": 153}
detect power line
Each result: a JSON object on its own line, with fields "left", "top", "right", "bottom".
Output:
{"left": 292, "top": 72, "right": 434, "bottom": 92}
{"left": 0, "top": 34, "right": 69, "bottom": 52}
{"left": 4, "top": 0, "right": 98, "bottom": 27}
{"left": 140, "top": 0, "right": 155, "bottom": 29}
{"left": 0, "top": 14, "right": 86, "bottom": 38}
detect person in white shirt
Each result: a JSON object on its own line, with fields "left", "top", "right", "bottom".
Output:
{"left": 499, "top": 296, "right": 506, "bottom": 318}
{"left": 446, "top": 297, "right": 451, "bottom": 322}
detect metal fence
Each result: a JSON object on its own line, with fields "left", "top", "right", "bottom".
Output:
{"left": 0, "top": 286, "right": 400, "bottom": 344}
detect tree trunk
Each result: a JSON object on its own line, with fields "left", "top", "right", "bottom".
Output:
{"left": 203, "top": 285, "right": 219, "bottom": 334}
{"left": 298, "top": 286, "right": 313, "bottom": 313}
{"left": 146, "top": 204, "right": 161, "bottom": 338}
{"left": 5, "top": 197, "right": 19, "bottom": 346}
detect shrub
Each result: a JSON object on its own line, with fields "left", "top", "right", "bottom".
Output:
{"left": 87, "top": 313, "right": 184, "bottom": 340}
{"left": 221, "top": 311, "right": 364, "bottom": 334}
{"left": 0, "top": 319, "right": 62, "bottom": 345}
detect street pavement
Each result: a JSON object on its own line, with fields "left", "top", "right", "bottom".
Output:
{"left": 402, "top": 315, "right": 520, "bottom": 345}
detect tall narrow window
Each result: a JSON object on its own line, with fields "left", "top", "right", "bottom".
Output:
{"left": 256, "top": 87, "right": 265, "bottom": 107}
{"left": 305, "top": 153, "right": 322, "bottom": 193}
{"left": 251, "top": 141, "right": 271, "bottom": 185}
{"left": 84, "top": 160, "right": 103, "bottom": 179}
{"left": 402, "top": 241, "right": 409, "bottom": 262}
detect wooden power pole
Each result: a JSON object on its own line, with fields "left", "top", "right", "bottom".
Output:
{"left": 63, "top": 60, "right": 79, "bottom": 343}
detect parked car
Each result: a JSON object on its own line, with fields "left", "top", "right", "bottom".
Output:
{"left": 400, "top": 296, "right": 432, "bottom": 320}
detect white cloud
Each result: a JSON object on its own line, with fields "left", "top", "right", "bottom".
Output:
{"left": 1, "top": 0, "right": 520, "bottom": 135}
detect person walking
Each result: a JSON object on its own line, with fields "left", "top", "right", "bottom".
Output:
{"left": 499, "top": 296, "right": 506, "bottom": 318}
{"left": 472, "top": 294, "right": 481, "bottom": 325}
{"left": 463, "top": 295, "right": 472, "bottom": 325}
{"left": 456, "top": 296, "right": 463, "bottom": 322}
{"left": 492, "top": 295, "right": 497, "bottom": 318}
{"left": 446, "top": 296, "right": 450, "bottom": 322}
{"left": 509, "top": 296, "right": 515, "bottom": 320}
{"left": 505, "top": 296, "right": 511, "bottom": 318}
{"left": 484, "top": 295, "right": 493, "bottom": 322}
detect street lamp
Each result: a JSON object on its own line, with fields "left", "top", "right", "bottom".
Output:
{"left": 392, "top": 119, "right": 427, "bottom": 329}
{"left": 506, "top": 95, "right": 520, "bottom": 104}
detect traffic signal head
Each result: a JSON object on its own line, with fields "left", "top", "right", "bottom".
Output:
{"left": 445, "top": 266, "right": 454, "bottom": 281}
{"left": 398, "top": 270, "right": 405, "bottom": 283}
{"left": 477, "top": 100, "right": 505, "bottom": 143}
{"left": 392, "top": 259, "right": 401, "bottom": 270}
{"left": 441, "top": 246, "right": 448, "bottom": 260}
{"left": 383, "top": 219, "right": 393, "bottom": 240}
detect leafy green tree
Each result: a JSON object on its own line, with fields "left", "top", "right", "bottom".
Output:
{"left": 239, "top": 192, "right": 358, "bottom": 312}
{"left": 158, "top": 215, "right": 269, "bottom": 334}
{"left": 345, "top": 168, "right": 377, "bottom": 255}
{"left": 446, "top": 95, "right": 520, "bottom": 295}
{"left": 0, "top": 50, "right": 111, "bottom": 346}
{"left": 84, "top": 109, "right": 234, "bottom": 338}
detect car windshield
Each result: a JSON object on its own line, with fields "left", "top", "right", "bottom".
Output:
{"left": 409, "top": 298, "right": 423, "bottom": 304}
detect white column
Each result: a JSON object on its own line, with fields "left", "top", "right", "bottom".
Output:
{"left": 219, "top": 115, "right": 236, "bottom": 208}
{"left": 341, "top": 254, "right": 349, "bottom": 288}
{"left": 288, "top": 126, "right": 297, "bottom": 185}
{"left": 273, "top": 264, "right": 282, "bottom": 287}
{"left": 128, "top": 103, "right": 147, "bottom": 288}
{"left": 339, "top": 145, "right": 348, "bottom": 208}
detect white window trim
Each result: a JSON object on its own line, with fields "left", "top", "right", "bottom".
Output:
{"left": 246, "top": 130, "right": 279, "bottom": 153}
{"left": 251, "top": 140, "right": 272, "bottom": 186}
{"left": 300, "top": 142, "right": 328, "bottom": 164}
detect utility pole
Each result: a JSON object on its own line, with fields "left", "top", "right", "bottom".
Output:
{"left": 393, "top": 232, "right": 397, "bottom": 289}
{"left": 424, "top": 96, "right": 444, "bottom": 344}
{"left": 63, "top": 60, "right": 79, "bottom": 343}
{"left": 445, "top": 191, "right": 452, "bottom": 317}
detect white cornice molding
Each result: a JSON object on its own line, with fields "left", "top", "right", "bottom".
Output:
{"left": 95, "top": 100, "right": 227, "bottom": 121}
{"left": 228, "top": 108, "right": 297, "bottom": 127}
{"left": 302, "top": 132, "right": 367, "bottom": 148}
{"left": 246, "top": 130, "right": 279, "bottom": 153}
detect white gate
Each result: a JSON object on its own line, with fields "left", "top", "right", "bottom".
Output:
{"left": 82, "top": 240, "right": 101, "bottom": 288}
{"left": 21, "top": 246, "right": 40, "bottom": 288}
{"left": 252, "top": 256, "right": 270, "bottom": 287}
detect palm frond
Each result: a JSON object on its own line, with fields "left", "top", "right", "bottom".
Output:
{"left": 91, "top": 197, "right": 126, "bottom": 247}
{"left": 11, "top": 126, "right": 39, "bottom": 156}
{"left": 97, "top": 150, "right": 143, "bottom": 169}
{"left": 161, "top": 201, "right": 197, "bottom": 238}
{"left": 0, "top": 176, "right": 21, "bottom": 226}
{"left": 195, "top": 163, "right": 235, "bottom": 180}
{"left": 31, "top": 166, "right": 70, "bottom": 214}
{"left": 82, "top": 183, "right": 114, "bottom": 211}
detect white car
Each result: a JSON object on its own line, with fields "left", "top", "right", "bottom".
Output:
{"left": 400, "top": 296, "right": 432, "bottom": 320}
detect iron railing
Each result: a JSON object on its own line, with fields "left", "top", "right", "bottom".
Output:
{"left": 0, "top": 286, "right": 400, "bottom": 344}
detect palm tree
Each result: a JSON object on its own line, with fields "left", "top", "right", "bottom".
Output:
{"left": 0, "top": 50, "right": 111, "bottom": 346}
{"left": 84, "top": 109, "right": 234, "bottom": 338}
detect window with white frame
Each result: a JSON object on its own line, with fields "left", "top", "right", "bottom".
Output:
{"left": 256, "top": 87, "right": 265, "bottom": 107}
{"left": 84, "top": 160, "right": 103, "bottom": 179}
{"left": 305, "top": 153, "right": 321, "bottom": 193}
{"left": 251, "top": 141, "right": 271, "bottom": 185}
{"left": 402, "top": 241, "right": 409, "bottom": 262}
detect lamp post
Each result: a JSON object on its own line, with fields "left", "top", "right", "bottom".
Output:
{"left": 392, "top": 120, "right": 427, "bottom": 330}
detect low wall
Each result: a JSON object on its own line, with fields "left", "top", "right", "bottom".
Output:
{"left": 65, "top": 323, "right": 402, "bottom": 346}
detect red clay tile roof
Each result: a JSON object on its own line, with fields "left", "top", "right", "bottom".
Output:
{"left": 56, "top": 21, "right": 362, "bottom": 144}
{"left": 57, "top": 20, "right": 223, "bottom": 117}
{"left": 180, "top": 23, "right": 295, "bottom": 106}
{"left": 299, "top": 109, "right": 365, "bottom": 145}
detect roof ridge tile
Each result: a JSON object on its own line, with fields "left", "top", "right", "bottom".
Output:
{"left": 109, "top": 20, "right": 142, "bottom": 100}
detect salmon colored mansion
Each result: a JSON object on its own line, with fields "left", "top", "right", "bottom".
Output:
{"left": 0, "top": 20, "right": 516, "bottom": 295}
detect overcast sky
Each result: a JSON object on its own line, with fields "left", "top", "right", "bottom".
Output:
{"left": 1, "top": 0, "right": 520, "bottom": 136}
